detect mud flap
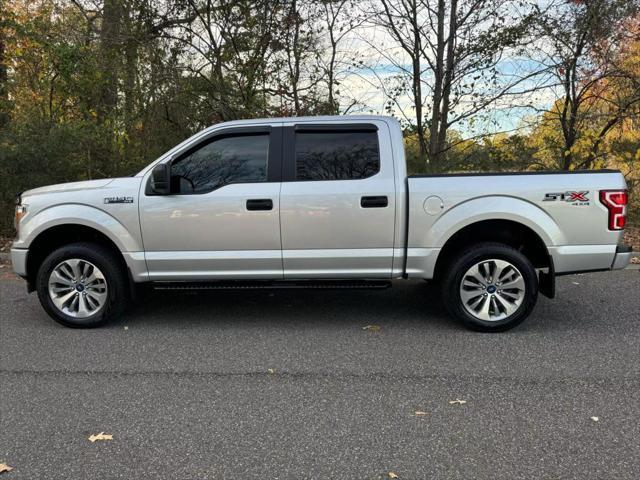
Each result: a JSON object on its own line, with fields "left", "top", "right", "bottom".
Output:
{"left": 538, "top": 256, "right": 555, "bottom": 299}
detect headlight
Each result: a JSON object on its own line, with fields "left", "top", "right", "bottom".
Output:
{"left": 15, "top": 204, "right": 27, "bottom": 231}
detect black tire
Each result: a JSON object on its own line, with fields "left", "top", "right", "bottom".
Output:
{"left": 441, "top": 242, "right": 538, "bottom": 332}
{"left": 36, "top": 242, "right": 128, "bottom": 328}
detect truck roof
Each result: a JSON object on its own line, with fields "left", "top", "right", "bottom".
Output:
{"left": 209, "top": 115, "right": 398, "bottom": 128}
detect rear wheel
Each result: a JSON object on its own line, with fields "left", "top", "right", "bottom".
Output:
{"left": 441, "top": 242, "right": 538, "bottom": 332}
{"left": 36, "top": 243, "right": 128, "bottom": 328}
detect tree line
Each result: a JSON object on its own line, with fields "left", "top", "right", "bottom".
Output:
{"left": 0, "top": 0, "right": 639, "bottom": 234}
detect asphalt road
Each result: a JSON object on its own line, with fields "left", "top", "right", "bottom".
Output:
{"left": 1, "top": 268, "right": 639, "bottom": 479}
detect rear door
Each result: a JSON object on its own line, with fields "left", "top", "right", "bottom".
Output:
{"left": 279, "top": 122, "right": 396, "bottom": 278}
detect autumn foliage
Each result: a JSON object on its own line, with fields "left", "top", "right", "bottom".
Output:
{"left": 0, "top": 0, "right": 638, "bottom": 233}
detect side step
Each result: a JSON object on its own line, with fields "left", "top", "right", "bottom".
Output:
{"left": 152, "top": 280, "right": 392, "bottom": 291}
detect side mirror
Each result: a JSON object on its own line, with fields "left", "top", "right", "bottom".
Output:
{"left": 151, "top": 163, "right": 171, "bottom": 195}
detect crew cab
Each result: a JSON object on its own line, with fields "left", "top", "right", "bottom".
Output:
{"left": 11, "top": 116, "right": 632, "bottom": 331}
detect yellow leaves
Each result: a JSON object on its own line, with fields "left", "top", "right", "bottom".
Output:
{"left": 449, "top": 399, "right": 467, "bottom": 405}
{"left": 388, "top": 472, "right": 399, "bottom": 479}
{"left": 267, "top": 368, "right": 275, "bottom": 374}
{"left": 362, "top": 325, "right": 381, "bottom": 332}
{"left": 0, "top": 463, "right": 13, "bottom": 474}
{"left": 88, "top": 432, "right": 113, "bottom": 443}
{"left": 590, "top": 416, "right": 599, "bottom": 422}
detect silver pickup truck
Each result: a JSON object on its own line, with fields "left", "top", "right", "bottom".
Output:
{"left": 11, "top": 116, "right": 632, "bottom": 331}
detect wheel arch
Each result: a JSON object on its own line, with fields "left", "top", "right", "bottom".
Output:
{"left": 17, "top": 204, "right": 141, "bottom": 252}
{"left": 433, "top": 219, "right": 551, "bottom": 282}
{"left": 25, "top": 224, "right": 130, "bottom": 289}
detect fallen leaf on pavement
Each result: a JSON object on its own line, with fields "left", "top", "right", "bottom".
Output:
{"left": 88, "top": 432, "right": 113, "bottom": 442}
{"left": 267, "top": 368, "right": 275, "bottom": 374}
{"left": 388, "top": 472, "right": 398, "bottom": 479}
{"left": 449, "top": 399, "right": 467, "bottom": 405}
{"left": 362, "top": 325, "right": 381, "bottom": 331}
{"left": 0, "top": 463, "right": 13, "bottom": 474}
{"left": 631, "top": 256, "right": 639, "bottom": 264}
{"left": 591, "top": 416, "right": 599, "bottom": 422}
{"left": 571, "top": 281, "right": 580, "bottom": 285}
{"left": 414, "top": 411, "right": 428, "bottom": 416}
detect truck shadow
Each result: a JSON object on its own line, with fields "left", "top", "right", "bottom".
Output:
{"left": 122, "top": 280, "right": 464, "bottom": 331}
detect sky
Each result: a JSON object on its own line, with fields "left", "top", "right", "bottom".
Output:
{"left": 325, "top": 4, "right": 561, "bottom": 138}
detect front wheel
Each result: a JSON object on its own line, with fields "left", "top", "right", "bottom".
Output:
{"left": 36, "top": 243, "right": 128, "bottom": 328}
{"left": 441, "top": 242, "right": 538, "bottom": 332}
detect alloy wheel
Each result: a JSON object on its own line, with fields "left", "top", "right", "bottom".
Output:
{"left": 459, "top": 259, "right": 526, "bottom": 321}
{"left": 48, "top": 259, "right": 108, "bottom": 318}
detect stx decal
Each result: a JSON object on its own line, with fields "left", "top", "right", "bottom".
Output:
{"left": 567, "top": 191, "right": 588, "bottom": 201}
{"left": 543, "top": 191, "right": 590, "bottom": 204}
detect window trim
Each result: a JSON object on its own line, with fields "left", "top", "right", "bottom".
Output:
{"left": 294, "top": 123, "right": 378, "bottom": 133}
{"left": 145, "top": 126, "right": 282, "bottom": 196}
{"left": 282, "top": 124, "right": 381, "bottom": 182}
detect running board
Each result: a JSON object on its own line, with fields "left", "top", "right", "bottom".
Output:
{"left": 152, "top": 280, "right": 391, "bottom": 291}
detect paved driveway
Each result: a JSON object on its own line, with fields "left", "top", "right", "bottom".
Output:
{"left": 1, "top": 269, "right": 639, "bottom": 479}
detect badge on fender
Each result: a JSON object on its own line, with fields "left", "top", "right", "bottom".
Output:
{"left": 104, "top": 196, "right": 134, "bottom": 204}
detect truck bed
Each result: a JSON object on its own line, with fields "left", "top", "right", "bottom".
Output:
{"left": 405, "top": 169, "right": 627, "bottom": 275}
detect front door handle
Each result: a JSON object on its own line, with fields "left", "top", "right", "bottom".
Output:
{"left": 246, "top": 199, "right": 273, "bottom": 211}
{"left": 361, "top": 196, "right": 388, "bottom": 208}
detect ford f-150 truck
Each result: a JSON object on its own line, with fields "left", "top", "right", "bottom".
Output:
{"left": 11, "top": 116, "right": 632, "bottom": 331}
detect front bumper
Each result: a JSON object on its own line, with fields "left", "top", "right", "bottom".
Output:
{"left": 612, "top": 244, "right": 633, "bottom": 270}
{"left": 10, "top": 247, "right": 28, "bottom": 277}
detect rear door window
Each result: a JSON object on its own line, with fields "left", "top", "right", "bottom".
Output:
{"left": 294, "top": 130, "right": 380, "bottom": 181}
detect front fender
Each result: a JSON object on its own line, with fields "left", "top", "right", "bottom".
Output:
{"left": 424, "top": 195, "right": 565, "bottom": 248}
{"left": 15, "top": 203, "right": 142, "bottom": 252}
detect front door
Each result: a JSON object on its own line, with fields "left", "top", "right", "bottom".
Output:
{"left": 279, "top": 123, "right": 396, "bottom": 278}
{"left": 139, "top": 126, "right": 283, "bottom": 280}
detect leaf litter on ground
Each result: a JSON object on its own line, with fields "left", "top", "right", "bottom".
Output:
{"left": 362, "top": 325, "right": 381, "bottom": 331}
{"left": 88, "top": 432, "right": 113, "bottom": 442}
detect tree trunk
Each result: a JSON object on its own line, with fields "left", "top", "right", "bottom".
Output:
{"left": 123, "top": 38, "right": 136, "bottom": 161}
{"left": 327, "top": 35, "right": 337, "bottom": 113}
{"left": 97, "top": 0, "right": 122, "bottom": 124}
{"left": 0, "top": 7, "right": 9, "bottom": 129}
{"left": 435, "top": 0, "right": 457, "bottom": 165}
{"left": 291, "top": 0, "right": 301, "bottom": 115}
{"left": 409, "top": 0, "right": 427, "bottom": 165}
{"left": 428, "top": 0, "right": 446, "bottom": 167}
{"left": 122, "top": 6, "right": 137, "bottom": 162}
{"left": 414, "top": 59, "right": 427, "bottom": 164}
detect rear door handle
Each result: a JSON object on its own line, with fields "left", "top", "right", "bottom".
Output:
{"left": 246, "top": 199, "right": 273, "bottom": 211}
{"left": 361, "top": 196, "right": 388, "bottom": 208}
